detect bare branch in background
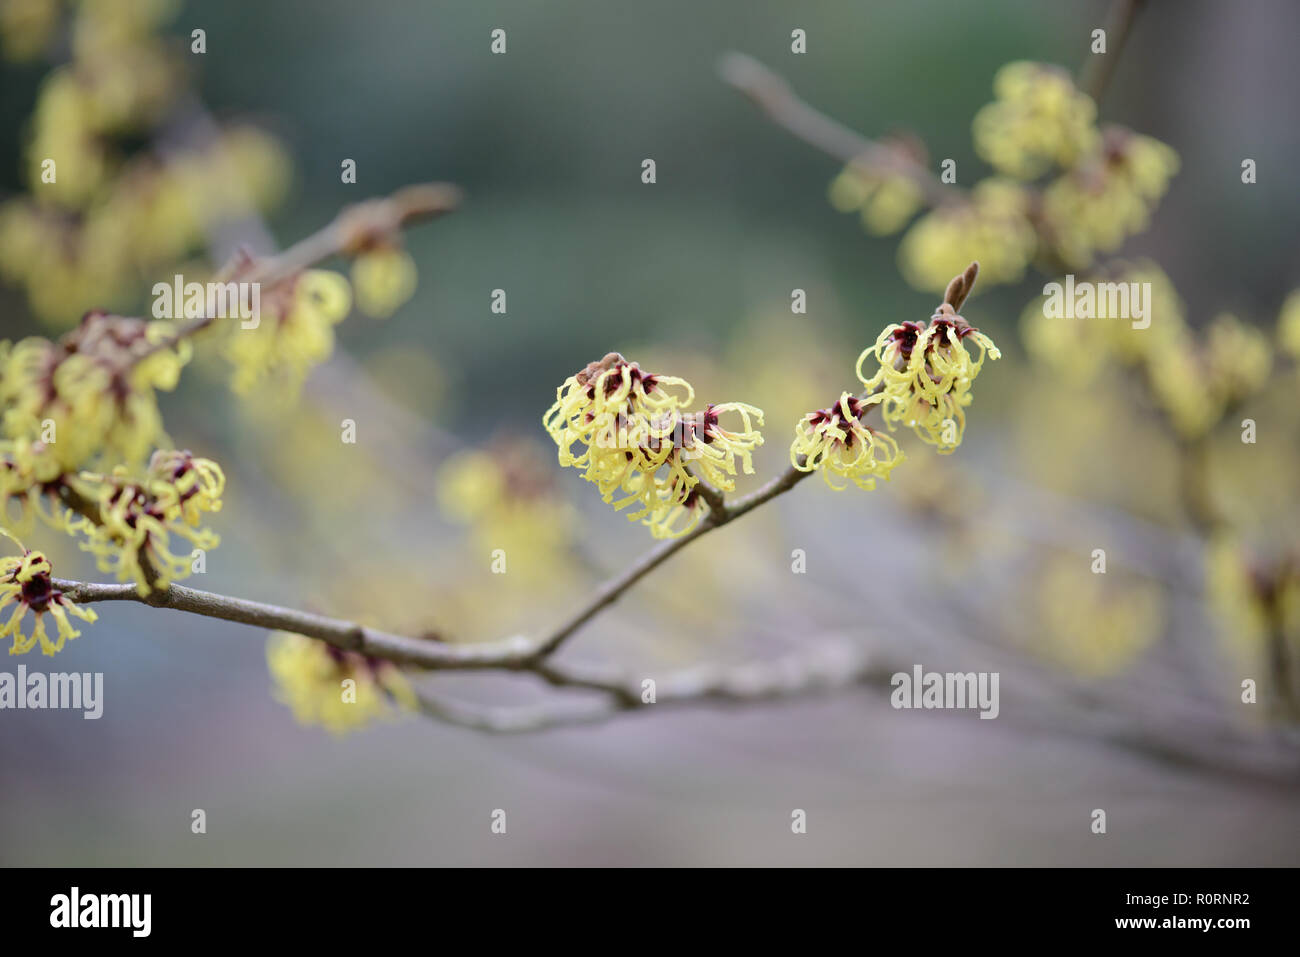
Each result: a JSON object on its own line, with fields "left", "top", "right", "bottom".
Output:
{"left": 1078, "top": 0, "right": 1147, "bottom": 104}
{"left": 717, "top": 52, "right": 959, "bottom": 208}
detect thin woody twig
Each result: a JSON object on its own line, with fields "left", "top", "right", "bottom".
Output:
{"left": 52, "top": 456, "right": 820, "bottom": 672}
{"left": 531, "top": 459, "right": 815, "bottom": 659}
{"left": 1078, "top": 0, "right": 1146, "bottom": 104}
{"left": 718, "top": 52, "right": 960, "bottom": 208}
{"left": 134, "top": 181, "right": 462, "bottom": 363}
{"left": 53, "top": 578, "right": 535, "bottom": 669}
{"left": 415, "top": 643, "right": 891, "bottom": 733}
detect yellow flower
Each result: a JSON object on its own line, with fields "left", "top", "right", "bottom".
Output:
{"left": 544, "top": 353, "right": 762, "bottom": 538}
{"left": 1, "top": 312, "right": 190, "bottom": 481}
{"left": 0, "top": 536, "right": 98, "bottom": 657}
{"left": 26, "top": 69, "right": 110, "bottom": 208}
{"left": 0, "top": 437, "right": 80, "bottom": 533}
{"left": 266, "top": 630, "right": 417, "bottom": 734}
{"left": 679, "top": 402, "right": 765, "bottom": 492}
{"left": 1043, "top": 127, "right": 1179, "bottom": 269}
{"left": 791, "top": 392, "right": 903, "bottom": 490}
{"left": 1205, "top": 537, "right": 1271, "bottom": 651}
{"left": 1020, "top": 260, "right": 1186, "bottom": 385}
{"left": 437, "top": 441, "right": 577, "bottom": 580}
{"left": 1205, "top": 313, "right": 1271, "bottom": 408}
{"left": 70, "top": 451, "right": 225, "bottom": 595}
{"left": 1031, "top": 554, "right": 1163, "bottom": 678}
{"left": 351, "top": 246, "right": 418, "bottom": 318}
{"left": 828, "top": 159, "right": 924, "bottom": 236}
{"left": 544, "top": 353, "right": 693, "bottom": 470}
{"left": 1140, "top": 311, "right": 1270, "bottom": 440}
{"left": 0, "top": 0, "right": 61, "bottom": 62}
{"left": 858, "top": 302, "right": 1001, "bottom": 452}
{"left": 1205, "top": 539, "right": 1300, "bottom": 711}
{"left": 973, "top": 62, "right": 1099, "bottom": 180}
{"left": 898, "top": 179, "right": 1037, "bottom": 292}
{"left": 223, "top": 269, "right": 352, "bottom": 394}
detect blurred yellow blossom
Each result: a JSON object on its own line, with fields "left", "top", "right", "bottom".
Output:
{"left": 1205, "top": 538, "right": 1300, "bottom": 715}
{"left": 223, "top": 269, "right": 352, "bottom": 395}
{"left": 267, "top": 631, "right": 417, "bottom": 734}
{"left": 0, "top": 313, "right": 191, "bottom": 500}
{"left": 438, "top": 441, "right": 577, "bottom": 581}
{"left": 1043, "top": 128, "right": 1179, "bottom": 269}
{"left": 1030, "top": 554, "right": 1163, "bottom": 677}
{"left": 973, "top": 62, "right": 1098, "bottom": 180}
{"left": 899, "top": 179, "right": 1036, "bottom": 293}
{"left": 829, "top": 160, "right": 924, "bottom": 236}
{"left": 351, "top": 246, "right": 418, "bottom": 318}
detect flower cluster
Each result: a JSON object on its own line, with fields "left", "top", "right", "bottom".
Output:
{"left": 899, "top": 179, "right": 1038, "bottom": 293}
{"left": 544, "top": 353, "right": 764, "bottom": 538}
{"left": 266, "top": 630, "right": 417, "bottom": 734}
{"left": 337, "top": 198, "right": 421, "bottom": 318}
{"left": 837, "top": 60, "right": 1179, "bottom": 295}
{"left": 0, "top": 535, "right": 97, "bottom": 657}
{"left": 1030, "top": 552, "right": 1163, "bottom": 678}
{"left": 973, "top": 62, "right": 1099, "bottom": 179}
{"left": 0, "top": 2, "right": 290, "bottom": 325}
{"left": 1042, "top": 127, "right": 1180, "bottom": 269}
{"left": 222, "top": 268, "right": 353, "bottom": 395}
{"left": 1206, "top": 538, "right": 1300, "bottom": 714}
{"left": 791, "top": 393, "right": 903, "bottom": 490}
{"left": 69, "top": 450, "right": 226, "bottom": 595}
{"left": 438, "top": 440, "right": 577, "bottom": 581}
{"left": 791, "top": 265, "right": 999, "bottom": 490}
{"left": 828, "top": 137, "right": 927, "bottom": 236}
{"left": 1022, "top": 261, "right": 1272, "bottom": 438}
{"left": 1, "top": 311, "right": 191, "bottom": 524}
{"left": 857, "top": 304, "right": 1001, "bottom": 453}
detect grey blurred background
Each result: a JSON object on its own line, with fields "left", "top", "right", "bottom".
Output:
{"left": 2, "top": 0, "right": 1299, "bottom": 866}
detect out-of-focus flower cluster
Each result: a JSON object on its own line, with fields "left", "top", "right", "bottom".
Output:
{"left": 973, "top": 62, "right": 1099, "bottom": 179}
{"left": 0, "top": 314, "right": 188, "bottom": 481}
{"left": 438, "top": 440, "right": 577, "bottom": 581}
{"left": 898, "top": 179, "right": 1038, "bottom": 291}
{"left": 1, "top": 311, "right": 190, "bottom": 522}
{"left": 1027, "top": 553, "right": 1164, "bottom": 677}
{"left": 1041, "top": 127, "right": 1180, "bottom": 270}
{"left": 0, "top": 0, "right": 292, "bottom": 325}
{"left": 831, "top": 60, "right": 1179, "bottom": 295}
{"left": 221, "top": 267, "right": 353, "bottom": 396}
{"left": 1022, "top": 261, "right": 1275, "bottom": 438}
{"left": 544, "top": 353, "right": 764, "bottom": 538}
{"left": 336, "top": 197, "right": 423, "bottom": 319}
{"left": 1206, "top": 538, "right": 1300, "bottom": 713}
{"left": 266, "top": 630, "right": 417, "bottom": 734}
{"left": 827, "top": 135, "right": 927, "bottom": 236}
{"left": 0, "top": 309, "right": 225, "bottom": 597}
